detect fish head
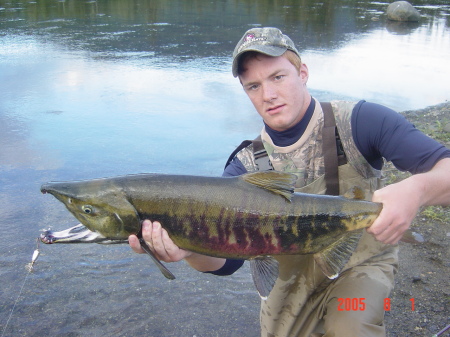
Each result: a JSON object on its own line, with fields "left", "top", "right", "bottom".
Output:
{"left": 41, "top": 179, "right": 140, "bottom": 239}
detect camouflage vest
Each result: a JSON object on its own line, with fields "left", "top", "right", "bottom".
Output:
{"left": 234, "top": 98, "right": 398, "bottom": 336}
{"left": 235, "top": 98, "right": 383, "bottom": 194}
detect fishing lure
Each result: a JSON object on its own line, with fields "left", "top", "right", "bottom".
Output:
{"left": 26, "top": 238, "right": 41, "bottom": 272}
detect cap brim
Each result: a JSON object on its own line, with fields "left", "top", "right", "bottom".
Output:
{"left": 232, "top": 45, "right": 287, "bottom": 77}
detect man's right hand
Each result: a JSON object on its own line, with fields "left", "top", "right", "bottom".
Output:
{"left": 128, "top": 219, "right": 227, "bottom": 272}
{"left": 129, "top": 219, "right": 192, "bottom": 262}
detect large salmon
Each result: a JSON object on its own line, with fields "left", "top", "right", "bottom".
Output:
{"left": 40, "top": 171, "right": 382, "bottom": 297}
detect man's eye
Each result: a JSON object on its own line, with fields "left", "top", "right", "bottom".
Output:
{"left": 274, "top": 75, "right": 284, "bottom": 81}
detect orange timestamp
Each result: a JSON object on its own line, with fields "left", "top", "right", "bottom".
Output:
{"left": 337, "top": 298, "right": 415, "bottom": 311}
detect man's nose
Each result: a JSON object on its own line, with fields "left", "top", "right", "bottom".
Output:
{"left": 262, "top": 84, "right": 277, "bottom": 102}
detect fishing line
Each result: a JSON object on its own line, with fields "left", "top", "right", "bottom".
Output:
{"left": 433, "top": 323, "right": 450, "bottom": 337}
{"left": 1, "top": 238, "right": 40, "bottom": 337}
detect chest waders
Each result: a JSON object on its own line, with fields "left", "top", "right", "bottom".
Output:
{"left": 227, "top": 99, "right": 398, "bottom": 337}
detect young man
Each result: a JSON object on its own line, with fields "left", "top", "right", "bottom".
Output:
{"left": 129, "top": 28, "right": 450, "bottom": 336}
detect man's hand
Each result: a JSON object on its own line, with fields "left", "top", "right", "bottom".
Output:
{"left": 128, "top": 219, "right": 227, "bottom": 272}
{"left": 129, "top": 220, "right": 192, "bottom": 262}
{"left": 368, "top": 158, "right": 450, "bottom": 245}
{"left": 367, "top": 180, "right": 421, "bottom": 244}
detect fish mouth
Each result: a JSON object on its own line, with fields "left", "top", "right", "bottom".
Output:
{"left": 41, "top": 182, "right": 75, "bottom": 200}
{"left": 40, "top": 224, "right": 126, "bottom": 244}
{"left": 41, "top": 183, "right": 60, "bottom": 196}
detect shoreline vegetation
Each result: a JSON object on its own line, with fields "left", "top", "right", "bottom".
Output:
{"left": 385, "top": 101, "right": 449, "bottom": 336}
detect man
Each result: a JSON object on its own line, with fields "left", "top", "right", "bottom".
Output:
{"left": 129, "top": 28, "right": 450, "bottom": 336}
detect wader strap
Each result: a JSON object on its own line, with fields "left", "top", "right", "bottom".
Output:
{"left": 224, "top": 136, "right": 274, "bottom": 171}
{"left": 224, "top": 140, "right": 252, "bottom": 169}
{"left": 322, "top": 102, "right": 340, "bottom": 195}
{"left": 252, "top": 135, "right": 274, "bottom": 171}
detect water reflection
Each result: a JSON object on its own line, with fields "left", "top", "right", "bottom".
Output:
{"left": 306, "top": 18, "right": 450, "bottom": 109}
{"left": 1, "top": 0, "right": 449, "bottom": 114}
{"left": 2, "top": 0, "right": 449, "bottom": 56}
{"left": 0, "top": 0, "right": 449, "bottom": 336}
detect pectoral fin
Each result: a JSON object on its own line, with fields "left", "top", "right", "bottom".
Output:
{"left": 313, "top": 230, "right": 363, "bottom": 279}
{"left": 250, "top": 256, "right": 279, "bottom": 299}
{"left": 139, "top": 238, "right": 176, "bottom": 280}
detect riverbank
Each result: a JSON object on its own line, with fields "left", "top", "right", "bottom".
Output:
{"left": 385, "top": 101, "right": 449, "bottom": 337}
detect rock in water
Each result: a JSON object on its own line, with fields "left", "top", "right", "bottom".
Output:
{"left": 386, "top": 1, "right": 421, "bottom": 22}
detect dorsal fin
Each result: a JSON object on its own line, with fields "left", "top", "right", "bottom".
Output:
{"left": 241, "top": 171, "right": 297, "bottom": 201}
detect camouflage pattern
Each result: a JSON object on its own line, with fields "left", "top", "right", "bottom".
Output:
{"left": 234, "top": 98, "right": 398, "bottom": 336}
{"left": 332, "top": 100, "right": 384, "bottom": 192}
{"left": 232, "top": 27, "right": 300, "bottom": 77}
{"left": 237, "top": 98, "right": 383, "bottom": 193}
{"left": 261, "top": 99, "right": 326, "bottom": 189}
{"left": 236, "top": 143, "right": 258, "bottom": 173}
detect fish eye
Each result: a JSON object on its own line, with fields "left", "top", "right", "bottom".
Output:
{"left": 82, "top": 205, "right": 94, "bottom": 214}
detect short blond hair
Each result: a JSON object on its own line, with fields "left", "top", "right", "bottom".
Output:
{"left": 283, "top": 50, "right": 302, "bottom": 73}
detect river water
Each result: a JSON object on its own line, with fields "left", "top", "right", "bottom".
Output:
{"left": 1, "top": 0, "right": 449, "bottom": 336}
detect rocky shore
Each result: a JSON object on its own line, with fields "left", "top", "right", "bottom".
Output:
{"left": 385, "top": 101, "right": 449, "bottom": 337}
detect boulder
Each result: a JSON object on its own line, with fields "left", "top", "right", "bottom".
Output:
{"left": 386, "top": 1, "right": 421, "bottom": 22}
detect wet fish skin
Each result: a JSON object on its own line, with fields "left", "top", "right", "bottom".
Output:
{"left": 40, "top": 172, "right": 380, "bottom": 254}
{"left": 40, "top": 171, "right": 382, "bottom": 297}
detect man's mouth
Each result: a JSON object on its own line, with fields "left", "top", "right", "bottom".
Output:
{"left": 267, "top": 104, "right": 285, "bottom": 115}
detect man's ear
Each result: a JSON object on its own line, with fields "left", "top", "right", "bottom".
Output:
{"left": 300, "top": 63, "right": 309, "bottom": 84}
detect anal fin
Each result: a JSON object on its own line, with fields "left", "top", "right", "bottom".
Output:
{"left": 250, "top": 256, "right": 279, "bottom": 299}
{"left": 313, "top": 230, "right": 363, "bottom": 279}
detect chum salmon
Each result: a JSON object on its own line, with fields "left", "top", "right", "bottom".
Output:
{"left": 41, "top": 171, "right": 383, "bottom": 297}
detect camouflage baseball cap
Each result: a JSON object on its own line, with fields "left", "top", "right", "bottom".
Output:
{"left": 232, "top": 27, "right": 300, "bottom": 77}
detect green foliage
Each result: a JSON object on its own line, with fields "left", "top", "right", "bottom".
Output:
{"left": 418, "top": 118, "right": 450, "bottom": 144}
{"left": 420, "top": 205, "right": 450, "bottom": 224}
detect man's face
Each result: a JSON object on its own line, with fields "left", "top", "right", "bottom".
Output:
{"left": 239, "top": 54, "right": 310, "bottom": 132}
